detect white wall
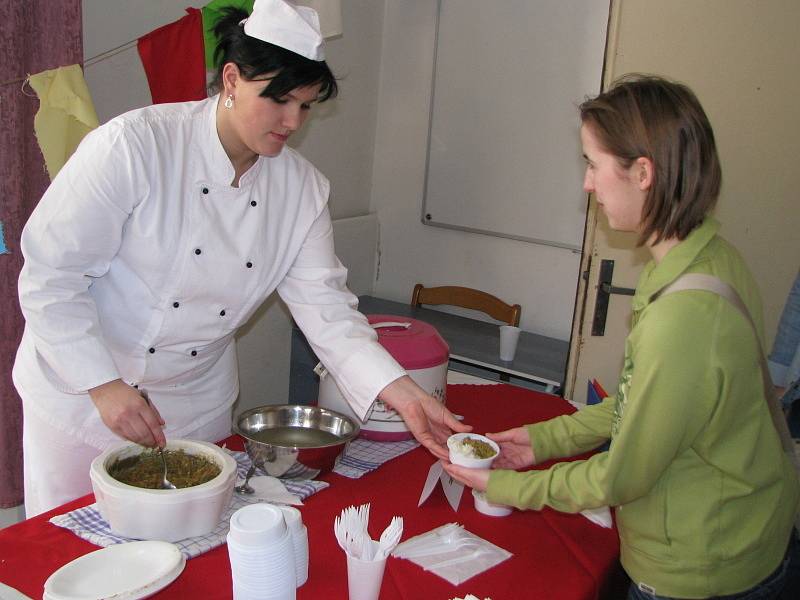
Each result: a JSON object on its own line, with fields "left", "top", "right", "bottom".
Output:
{"left": 82, "top": 0, "right": 383, "bottom": 221}
{"left": 0, "top": 505, "right": 26, "bottom": 529}
{"left": 81, "top": 0, "right": 387, "bottom": 412}
{"left": 369, "top": 1, "right": 582, "bottom": 341}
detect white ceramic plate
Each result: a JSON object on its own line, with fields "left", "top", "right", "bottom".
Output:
{"left": 0, "top": 581, "right": 34, "bottom": 600}
{"left": 43, "top": 541, "right": 185, "bottom": 600}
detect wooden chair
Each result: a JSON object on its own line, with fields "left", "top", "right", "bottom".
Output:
{"left": 411, "top": 284, "right": 522, "bottom": 326}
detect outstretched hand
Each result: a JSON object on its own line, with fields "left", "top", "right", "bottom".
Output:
{"left": 379, "top": 375, "right": 472, "bottom": 460}
{"left": 89, "top": 379, "right": 166, "bottom": 447}
{"left": 442, "top": 426, "right": 534, "bottom": 492}
{"left": 487, "top": 426, "right": 536, "bottom": 469}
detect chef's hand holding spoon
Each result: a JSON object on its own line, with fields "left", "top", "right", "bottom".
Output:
{"left": 89, "top": 379, "right": 166, "bottom": 448}
{"left": 378, "top": 375, "right": 471, "bottom": 460}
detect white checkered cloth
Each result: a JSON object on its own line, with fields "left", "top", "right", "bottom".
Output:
{"left": 50, "top": 440, "right": 419, "bottom": 558}
{"left": 333, "top": 438, "right": 419, "bottom": 479}
{"left": 49, "top": 451, "right": 328, "bottom": 560}
{"left": 232, "top": 451, "right": 328, "bottom": 497}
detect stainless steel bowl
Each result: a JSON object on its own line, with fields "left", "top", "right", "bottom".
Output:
{"left": 234, "top": 404, "right": 360, "bottom": 477}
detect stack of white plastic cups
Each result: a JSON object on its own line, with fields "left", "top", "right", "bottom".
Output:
{"left": 279, "top": 506, "right": 309, "bottom": 587}
{"left": 227, "top": 503, "right": 296, "bottom": 600}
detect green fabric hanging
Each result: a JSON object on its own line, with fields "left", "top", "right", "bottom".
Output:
{"left": 202, "top": 0, "right": 255, "bottom": 70}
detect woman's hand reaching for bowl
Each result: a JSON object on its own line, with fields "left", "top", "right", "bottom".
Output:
{"left": 487, "top": 427, "right": 536, "bottom": 469}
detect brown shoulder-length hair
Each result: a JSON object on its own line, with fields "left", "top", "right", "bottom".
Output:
{"left": 580, "top": 74, "right": 721, "bottom": 245}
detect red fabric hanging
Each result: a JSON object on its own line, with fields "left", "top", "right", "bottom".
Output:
{"left": 0, "top": 0, "right": 84, "bottom": 511}
{"left": 137, "top": 7, "right": 207, "bottom": 105}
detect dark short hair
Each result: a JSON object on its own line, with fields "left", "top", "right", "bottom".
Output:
{"left": 580, "top": 74, "right": 721, "bottom": 245}
{"left": 209, "top": 7, "right": 338, "bottom": 103}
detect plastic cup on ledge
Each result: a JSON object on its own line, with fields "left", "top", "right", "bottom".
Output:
{"left": 499, "top": 325, "right": 521, "bottom": 362}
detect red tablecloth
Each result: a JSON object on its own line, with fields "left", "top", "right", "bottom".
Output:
{"left": 0, "top": 385, "right": 621, "bottom": 599}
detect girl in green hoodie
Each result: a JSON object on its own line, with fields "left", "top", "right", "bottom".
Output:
{"left": 444, "top": 76, "right": 799, "bottom": 599}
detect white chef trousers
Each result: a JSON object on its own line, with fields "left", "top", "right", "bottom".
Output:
{"left": 22, "top": 403, "right": 233, "bottom": 518}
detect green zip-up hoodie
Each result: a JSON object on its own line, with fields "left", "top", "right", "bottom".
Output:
{"left": 487, "top": 219, "right": 799, "bottom": 598}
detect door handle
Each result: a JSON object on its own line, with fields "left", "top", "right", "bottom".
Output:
{"left": 592, "top": 259, "right": 636, "bottom": 336}
{"left": 599, "top": 282, "right": 635, "bottom": 296}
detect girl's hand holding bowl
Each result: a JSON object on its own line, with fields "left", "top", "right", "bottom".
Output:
{"left": 444, "top": 433, "right": 499, "bottom": 493}
{"left": 445, "top": 433, "right": 514, "bottom": 514}
{"left": 442, "top": 462, "right": 490, "bottom": 493}
{"left": 486, "top": 426, "right": 536, "bottom": 469}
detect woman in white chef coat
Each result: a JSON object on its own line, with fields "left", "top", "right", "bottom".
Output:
{"left": 14, "top": 0, "right": 467, "bottom": 517}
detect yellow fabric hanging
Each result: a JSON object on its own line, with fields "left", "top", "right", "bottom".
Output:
{"left": 28, "top": 64, "right": 99, "bottom": 180}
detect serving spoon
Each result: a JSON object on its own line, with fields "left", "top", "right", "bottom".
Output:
{"left": 235, "top": 464, "right": 257, "bottom": 494}
{"left": 139, "top": 389, "right": 177, "bottom": 490}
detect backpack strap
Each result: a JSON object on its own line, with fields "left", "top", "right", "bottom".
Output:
{"left": 655, "top": 273, "right": 799, "bottom": 474}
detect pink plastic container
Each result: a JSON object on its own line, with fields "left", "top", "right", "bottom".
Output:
{"left": 317, "top": 314, "right": 449, "bottom": 440}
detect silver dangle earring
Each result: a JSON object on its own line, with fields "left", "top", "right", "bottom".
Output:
{"left": 224, "top": 94, "right": 234, "bottom": 109}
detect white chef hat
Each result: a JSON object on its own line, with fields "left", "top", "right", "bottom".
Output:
{"left": 241, "top": 0, "right": 326, "bottom": 61}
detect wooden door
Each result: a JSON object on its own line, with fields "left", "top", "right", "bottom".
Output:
{"left": 565, "top": 0, "right": 800, "bottom": 403}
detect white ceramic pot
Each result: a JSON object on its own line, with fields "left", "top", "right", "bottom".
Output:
{"left": 317, "top": 315, "right": 449, "bottom": 441}
{"left": 90, "top": 439, "right": 237, "bottom": 542}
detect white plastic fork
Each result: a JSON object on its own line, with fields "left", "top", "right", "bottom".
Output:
{"left": 334, "top": 515, "right": 347, "bottom": 550}
{"left": 335, "top": 504, "right": 373, "bottom": 559}
{"left": 398, "top": 538, "right": 482, "bottom": 560}
{"left": 356, "top": 503, "right": 370, "bottom": 536}
{"left": 392, "top": 523, "right": 464, "bottom": 558}
{"left": 424, "top": 545, "right": 488, "bottom": 570}
{"left": 348, "top": 532, "right": 365, "bottom": 558}
{"left": 376, "top": 516, "right": 403, "bottom": 559}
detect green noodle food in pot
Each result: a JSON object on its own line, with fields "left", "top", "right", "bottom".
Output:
{"left": 108, "top": 448, "right": 221, "bottom": 489}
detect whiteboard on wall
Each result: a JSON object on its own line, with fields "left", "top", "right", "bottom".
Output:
{"left": 421, "top": 0, "right": 610, "bottom": 251}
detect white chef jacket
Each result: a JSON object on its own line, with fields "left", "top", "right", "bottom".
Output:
{"left": 14, "top": 94, "right": 405, "bottom": 449}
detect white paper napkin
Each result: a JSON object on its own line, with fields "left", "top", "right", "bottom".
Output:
{"left": 580, "top": 506, "right": 613, "bottom": 528}
{"left": 393, "top": 524, "right": 511, "bottom": 586}
{"left": 417, "top": 461, "right": 463, "bottom": 511}
{"left": 245, "top": 476, "right": 304, "bottom": 505}
{"left": 231, "top": 450, "right": 329, "bottom": 499}
{"left": 0, "top": 582, "right": 34, "bottom": 600}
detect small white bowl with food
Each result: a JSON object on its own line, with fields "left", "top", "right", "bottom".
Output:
{"left": 447, "top": 433, "right": 499, "bottom": 469}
